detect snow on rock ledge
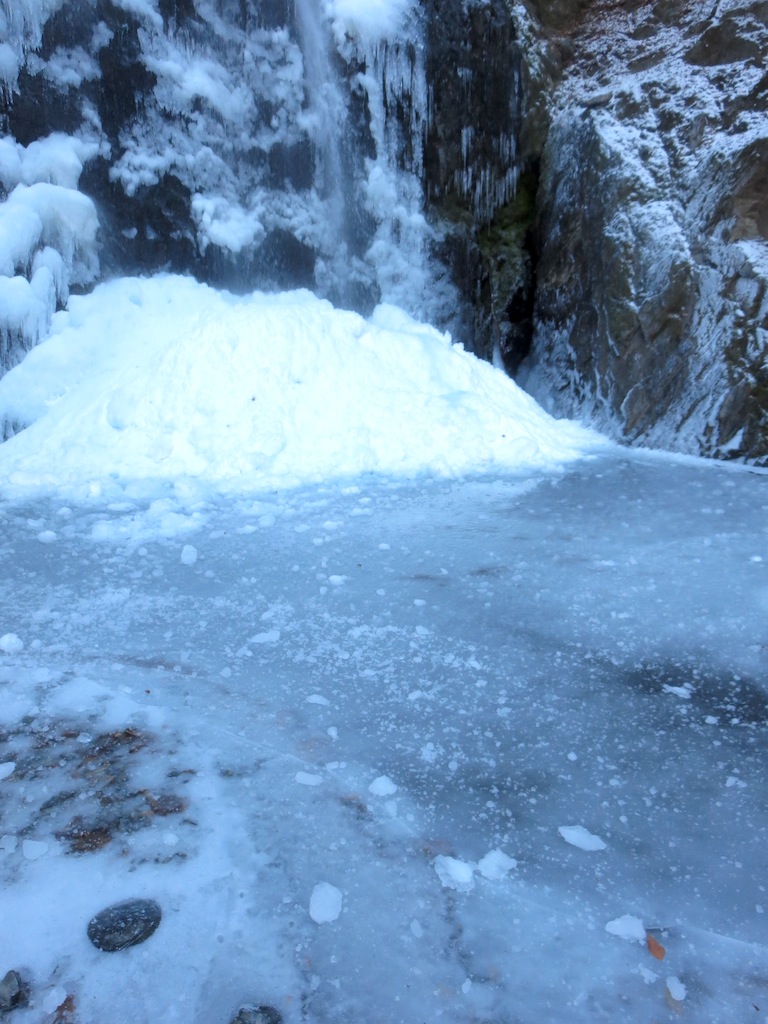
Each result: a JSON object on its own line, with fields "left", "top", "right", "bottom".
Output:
{"left": 0, "top": 274, "right": 604, "bottom": 502}
{"left": 0, "top": 135, "right": 100, "bottom": 390}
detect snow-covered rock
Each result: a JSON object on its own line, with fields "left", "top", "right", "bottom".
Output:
{"left": 520, "top": 0, "right": 768, "bottom": 463}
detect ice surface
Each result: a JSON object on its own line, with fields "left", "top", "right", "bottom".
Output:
{"left": 0, "top": 453, "right": 767, "bottom": 1022}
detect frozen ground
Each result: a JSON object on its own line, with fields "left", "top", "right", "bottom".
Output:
{"left": 1, "top": 452, "right": 767, "bottom": 1023}
{"left": 0, "top": 274, "right": 765, "bottom": 1021}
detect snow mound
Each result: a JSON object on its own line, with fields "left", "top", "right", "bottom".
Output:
{"left": 0, "top": 275, "right": 604, "bottom": 501}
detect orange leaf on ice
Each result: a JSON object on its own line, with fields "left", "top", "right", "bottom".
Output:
{"left": 646, "top": 933, "right": 666, "bottom": 960}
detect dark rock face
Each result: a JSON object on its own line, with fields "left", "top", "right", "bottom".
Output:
{"left": 0, "top": 969, "right": 28, "bottom": 1012}
{"left": 87, "top": 898, "right": 162, "bottom": 951}
{"left": 421, "top": 0, "right": 538, "bottom": 366}
{"left": 519, "top": 0, "right": 768, "bottom": 461}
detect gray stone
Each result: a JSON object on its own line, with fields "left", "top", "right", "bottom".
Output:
{"left": 87, "top": 899, "right": 162, "bottom": 952}
{"left": 0, "top": 970, "right": 27, "bottom": 1012}
{"left": 230, "top": 1007, "right": 283, "bottom": 1024}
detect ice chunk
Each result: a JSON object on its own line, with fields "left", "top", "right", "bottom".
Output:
{"left": 368, "top": 775, "right": 398, "bottom": 796}
{"left": 295, "top": 772, "right": 322, "bottom": 786}
{"left": 434, "top": 855, "right": 475, "bottom": 892}
{"left": 558, "top": 825, "right": 607, "bottom": 851}
{"left": 250, "top": 630, "right": 280, "bottom": 644}
{"left": 22, "top": 839, "right": 49, "bottom": 860}
{"left": 0, "top": 633, "right": 24, "bottom": 654}
{"left": 180, "top": 544, "right": 198, "bottom": 565}
{"left": 0, "top": 762, "right": 16, "bottom": 780}
{"left": 477, "top": 849, "right": 517, "bottom": 880}
{"left": 666, "top": 976, "right": 687, "bottom": 1001}
{"left": 605, "top": 915, "right": 646, "bottom": 942}
{"left": 309, "top": 882, "right": 343, "bottom": 923}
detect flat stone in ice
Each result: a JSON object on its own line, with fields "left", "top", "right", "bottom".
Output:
{"left": 230, "top": 1007, "right": 283, "bottom": 1024}
{"left": 87, "top": 898, "right": 162, "bottom": 952}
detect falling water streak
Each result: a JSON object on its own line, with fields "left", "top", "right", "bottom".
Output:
{"left": 293, "top": 0, "right": 352, "bottom": 295}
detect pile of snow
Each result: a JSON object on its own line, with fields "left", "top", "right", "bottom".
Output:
{"left": 0, "top": 275, "right": 604, "bottom": 501}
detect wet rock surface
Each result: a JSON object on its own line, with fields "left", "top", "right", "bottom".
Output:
{"left": 0, "top": 970, "right": 27, "bottom": 1012}
{"left": 87, "top": 898, "right": 162, "bottom": 952}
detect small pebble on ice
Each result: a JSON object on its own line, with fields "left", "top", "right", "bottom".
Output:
{"left": 558, "top": 825, "right": 607, "bottom": 851}
{"left": 410, "top": 919, "right": 423, "bottom": 938}
{"left": 309, "top": 882, "right": 343, "bottom": 923}
{"left": 477, "top": 849, "right": 517, "bottom": 880}
{"left": 666, "top": 976, "right": 687, "bottom": 1001}
{"left": 605, "top": 915, "right": 646, "bottom": 942}
{"left": 0, "top": 634, "right": 23, "bottom": 654}
{"left": 0, "top": 762, "right": 16, "bottom": 780}
{"left": 567, "top": 751, "right": 578, "bottom": 761}
{"left": 296, "top": 772, "right": 322, "bottom": 786}
{"left": 22, "top": 839, "right": 49, "bottom": 860}
{"left": 180, "top": 544, "right": 198, "bottom": 565}
{"left": 461, "top": 979, "right": 472, "bottom": 994}
{"left": 37, "top": 530, "right": 57, "bottom": 544}
{"left": 327, "top": 726, "right": 338, "bottom": 740}
{"left": 307, "top": 693, "right": 330, "bottom": 705}
{"left": 434, "top": 855, "right": 475, "bottom": 892}
{"left": 369, "top": 775, "right": 398, "bottom": 796}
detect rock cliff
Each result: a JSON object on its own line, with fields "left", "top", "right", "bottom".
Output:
{"left": 1, "top": 0, "right": 766, "bottom": 460}
{"left": 517, "top": 0, "right": 768, "bottom": 461}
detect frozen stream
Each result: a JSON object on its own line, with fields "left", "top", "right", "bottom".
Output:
{"left": 1, "top": 451, "right": 767, "bottom": 1023}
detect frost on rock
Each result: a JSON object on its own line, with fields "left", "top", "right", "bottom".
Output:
{"left": 523, "top": 0, "right": 768, "bottom": 462}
